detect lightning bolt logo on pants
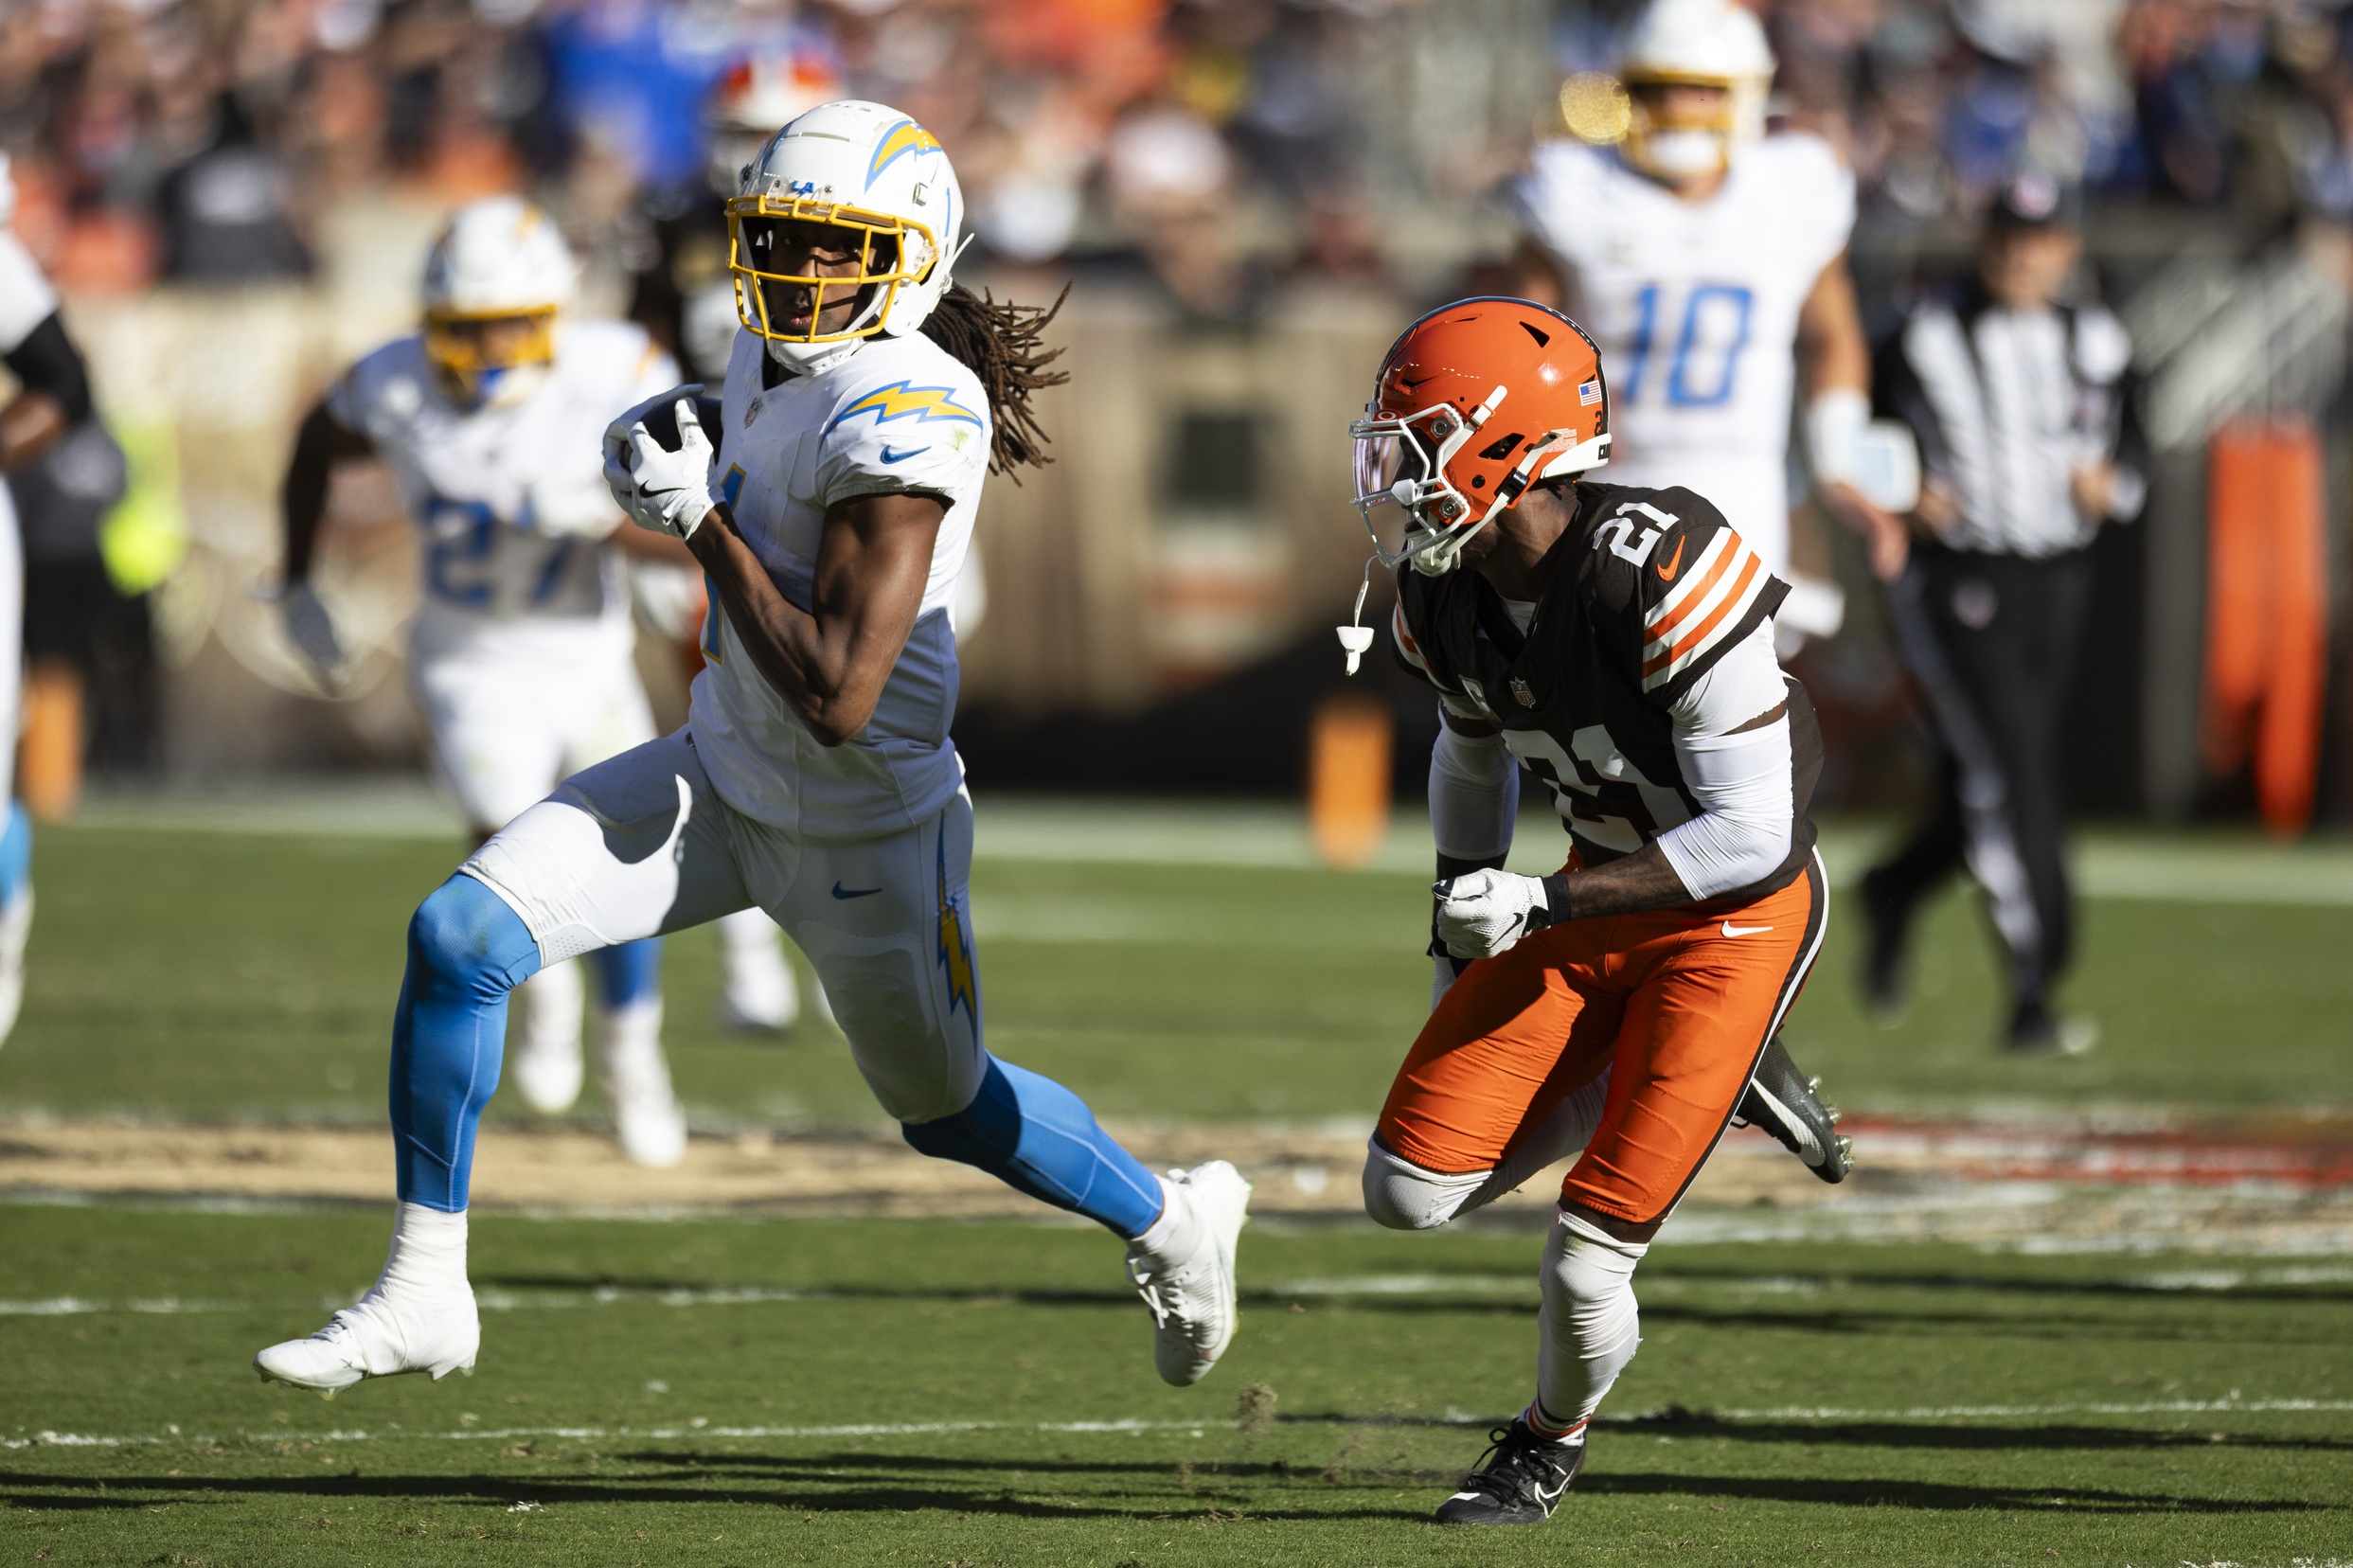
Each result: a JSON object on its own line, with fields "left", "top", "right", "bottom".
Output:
{"left": 936, "top": 830, "right": 979, "bottom": 1028}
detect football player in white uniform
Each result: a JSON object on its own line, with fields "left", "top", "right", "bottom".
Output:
{"left": 1512, "top": 0, "right": 1907, "bottom": 642}
{"left": 0, "top": 154, "right": 85, "bottom": 1046}
{"left": 254, "top": 102, "right": 1250, "bottom": 1399}
{"left": 277, "top": 197, "right": 704, "bottom": 1166}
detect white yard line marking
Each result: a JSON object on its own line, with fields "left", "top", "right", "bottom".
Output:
{"left": 11, "top": 1398, "right": 2353, "bottom": 1452}
{"left": 7, "top": 1257, "right": 2351, "bottom": 1320}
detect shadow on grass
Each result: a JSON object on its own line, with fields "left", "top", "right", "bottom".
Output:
{"left": 1275, "top": 1411, "right": 2353, "bottom": 1454}
{"left": 0, "top": 1455, "right": 2326, "bottom": 1521}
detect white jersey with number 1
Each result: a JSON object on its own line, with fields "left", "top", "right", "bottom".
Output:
{"left": 1512, "top": 133, "right": 1854, "bottom": 576}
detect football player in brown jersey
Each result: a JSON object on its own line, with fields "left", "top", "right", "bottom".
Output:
{"left": 1340, "top": 297, "right": 1841, "bottom": 1525}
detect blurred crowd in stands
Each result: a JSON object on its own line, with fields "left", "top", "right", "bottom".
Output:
{"left": 7, "top": 0, "right": 2353, "bottom": 312}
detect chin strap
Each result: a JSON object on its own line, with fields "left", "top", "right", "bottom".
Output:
{"left": 1336, "top": 554, "right": 1378, "bottom": 675}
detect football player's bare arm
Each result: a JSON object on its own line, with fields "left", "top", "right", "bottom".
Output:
{"left": 686, "top": 490, "right": 942, "bottom": 746}
{"left": 1796, "top": 256, "right": 1906, "bottom": 581}
{"left": 281, "top": 401, "right": 375, "bottom": 585}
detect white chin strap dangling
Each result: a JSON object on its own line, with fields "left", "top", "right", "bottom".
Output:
{"left": 1336, "top": 555, "right": 1377, "bottom": 675}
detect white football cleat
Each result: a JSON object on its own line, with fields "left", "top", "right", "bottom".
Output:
{"left": 1125, "top": 1160, "right": 1251, "bottom": 1387}
{"left": 718, "top": 909, "right": 798, "bottom": 1033}
{"left": 597, "top": 1000, "right": 686, "bottom": 1167}
{"left": 254, "top": 1203, "right": 478, "bottom": 1398}
{"left": 508, "top": 960, "right": 584, "bottom": 1114}
{"left": 253, "top": 1288, "right": 480, "bottom": 1397}
{"left": 0, "top": 885, "right": 31, "bottom": 1049}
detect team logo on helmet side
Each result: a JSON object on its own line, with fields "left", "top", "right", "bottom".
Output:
{"left": 866, "top": 119, "right": 942, "bottom": 188}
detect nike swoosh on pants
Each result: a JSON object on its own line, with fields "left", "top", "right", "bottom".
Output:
{"left": 832, "top": 882, "right": 883, "bottom": 900}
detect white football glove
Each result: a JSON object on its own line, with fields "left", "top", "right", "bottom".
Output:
{"left": 1433, "top": 868, "right": 1556, "bottom": 961}
{"left": 602, "top": 387, "right": 716, "bottom": 541}
{"left": 278, "top": 580, "right": 345, "bottom": 691}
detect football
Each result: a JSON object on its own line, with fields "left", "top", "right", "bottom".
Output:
{"left": 636, "top": 393, "right": 725, "bottom": 454}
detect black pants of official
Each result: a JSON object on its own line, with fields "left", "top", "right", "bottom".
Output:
{"left": 1868, "top": 544, "right": 2094, "bottom": 1012}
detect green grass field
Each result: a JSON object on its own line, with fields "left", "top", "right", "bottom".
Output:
{"left": 6, "top": 1206, "right": 2350, "bottom": 1567}
{"left": 10, "top": 816, "right": 2353, "bottom": 1127}
{"left": 4, "top": 805, "right": 2352, "bottom": 1563}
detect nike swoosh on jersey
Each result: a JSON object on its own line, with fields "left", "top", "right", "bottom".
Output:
{"left": 832, "top": 882, "right": 884, "bottom": 900}
{"left": 1721, "top": 921, "right": 1774, "bottom": 937}
{"left": 878, "top": 444, "right": 927, "bottom": 464}
{"left": 1655, "top": 536, "right": 1686, "bottom": 580}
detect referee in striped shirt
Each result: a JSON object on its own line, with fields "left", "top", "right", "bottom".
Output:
{"left": 1860, "top": 171, "right": 2147, "bottom": 1055}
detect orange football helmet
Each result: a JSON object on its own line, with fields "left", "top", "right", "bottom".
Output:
{"left": 1349, "top": 297, "right": 1612, "bottom": 580}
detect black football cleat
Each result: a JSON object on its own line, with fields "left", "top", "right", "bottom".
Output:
{"left": 1734, "top": 1035, "right": 1854, "bottom": 1185}
{"left": 1434, "top": 1418, "right": 1585, "bottom": 1525}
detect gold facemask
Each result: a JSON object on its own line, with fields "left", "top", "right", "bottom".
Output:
{"left": 422, "top": 308, "right": 558, "bottom": 404}
{"left": 724, "top": 196, "right": 937, "bottom": 346}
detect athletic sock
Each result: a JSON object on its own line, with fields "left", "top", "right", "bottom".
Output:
{"left": 1521, "top": 1399, "right": 1587, "bottom": 1444}
{"left": 1533, "top": 1209, "right": 1649, "bottom": 1437}
{"left": 374, "top": 1201, "right": 470, "bottom": 1300}
{"left": 900, "top": 1056, "right": 1166, "bottom": 1239}
{"left": 1129, "top": 1173, "right": 1200, "bottom": 1264}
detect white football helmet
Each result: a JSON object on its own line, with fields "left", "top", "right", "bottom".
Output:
{"left": 725, "top": 98, "right": 963, "bottom": 375}
{"left": 419, "top": 196, "right": 579, "bottom": 408}
{"left": 1617, "top": 0, "right": 1775, "bottom": 182}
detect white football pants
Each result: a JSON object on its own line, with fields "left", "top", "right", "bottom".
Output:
{"left": 462, "top": 731, "right": 985, "bottom": 1123}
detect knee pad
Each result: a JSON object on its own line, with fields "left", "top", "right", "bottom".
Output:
{"left": 1361, "top": 1138, "right": 1489, "bottom": 1231}
{"left": 408, "top": 874, "right": 543, "bottom": 1004}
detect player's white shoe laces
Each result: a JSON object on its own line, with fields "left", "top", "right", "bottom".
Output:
{"left": 254, "top": 1204, "right": 478, "bottom": 1398}
{"left": 508, "top": 960, "right": 584, "bottom": 1114}
{"left": 0, "top": 885, "right": 32, "bottom": 1048}
{"left": 1125, "top": 1160, "right": 1252, "bottom": 1387}
{"left": 597, "top": 1001, "right": 686, "bottom": 1167}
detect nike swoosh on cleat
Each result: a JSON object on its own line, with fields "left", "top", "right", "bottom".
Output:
{"left": 878, "top": 444, "right": 926, "bottom": 464}
{"left": 1655, "top": 536, "right": 1686, "bottom": 580}
{"left": 1720, "top": 921, "right": 1774, "bottom": 937}
{"left": 831, "top": 882, "right": 883, "bottom": 900}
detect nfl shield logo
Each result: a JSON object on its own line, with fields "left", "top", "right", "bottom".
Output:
{"left": 1511, "top": 677, "right": 1536, "bottom": 707}
{"left": 745, "top": 398, "right": 763, "bottom": 427}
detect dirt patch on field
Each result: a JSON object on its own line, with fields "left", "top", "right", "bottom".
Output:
{"left": 6, "top": 1114, "right": 2353, "bottom": 1249}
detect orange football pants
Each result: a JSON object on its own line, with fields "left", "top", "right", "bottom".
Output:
{"left": 1376, "top": 856, "right": 1826, "bottom": 1227}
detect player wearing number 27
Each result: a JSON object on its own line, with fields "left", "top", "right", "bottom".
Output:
{"left": 1347, "top": 297, "right": 1826, "bottom": 1524}
{"left": 1512, "top": 0, "right": 1907, "bottom": 640}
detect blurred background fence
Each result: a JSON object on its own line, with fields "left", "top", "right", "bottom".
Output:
{"left": 13, "top": 0, "right": 2353, "bottom": 826}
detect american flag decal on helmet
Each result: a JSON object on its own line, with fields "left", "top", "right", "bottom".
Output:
{"left": 1579, "top": 380, "right": 1602, "bottom": 406}
{"left": 1641, "top": 528, "right": 1766, "bottom": 690}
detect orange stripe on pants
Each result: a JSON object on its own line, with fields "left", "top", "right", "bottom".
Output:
{"left": 1376, "top": 859, "right": 1825, "bottom": 1226}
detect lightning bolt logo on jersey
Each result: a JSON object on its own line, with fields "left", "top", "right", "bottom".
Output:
{"left": 829, "top": 381, "right": 984, "bottom": 432}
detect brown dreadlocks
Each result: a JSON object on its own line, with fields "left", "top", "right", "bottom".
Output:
{"left": 919, "top": 281, "right": 1071, "bottom": 477}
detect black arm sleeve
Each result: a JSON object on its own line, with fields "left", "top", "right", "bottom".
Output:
{"left": 4, "top": 313, "right": 93, "bottom": 426}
